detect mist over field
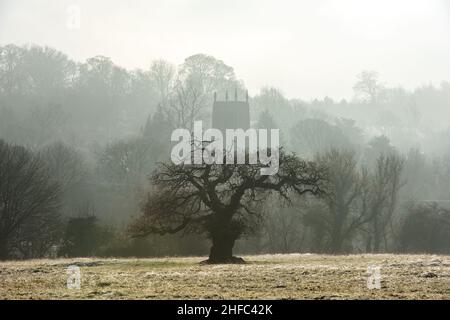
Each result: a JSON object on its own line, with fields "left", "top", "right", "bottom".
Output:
{"left": 0, "top": 0, "right": 449, "bottom": 301}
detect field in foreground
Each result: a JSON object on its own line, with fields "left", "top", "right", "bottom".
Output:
{"left": 0, "top": 254, "right": 449, "bottom": 299}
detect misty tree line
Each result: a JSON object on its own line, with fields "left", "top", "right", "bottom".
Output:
{"left": 0, "top": 44, "right": 449, "bottom": 260}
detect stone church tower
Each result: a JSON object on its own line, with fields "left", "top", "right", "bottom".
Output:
{"left": 211, "top": 89, "right": 250, "bottom": 133}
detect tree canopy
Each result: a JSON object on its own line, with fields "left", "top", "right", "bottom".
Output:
{"left": 130, "top": 149, "right": 326, "bottom": 263}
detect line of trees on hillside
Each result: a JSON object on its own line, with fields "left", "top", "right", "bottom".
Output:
{"left": 1, "top": 44, "right": 449, "bottom": 260}
{"left": 2, "top": 136, "right": 450, "bottom": 260}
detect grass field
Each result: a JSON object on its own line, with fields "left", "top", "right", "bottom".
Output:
{"left": 0, "top": 254, "right": 449, "bottom": 299}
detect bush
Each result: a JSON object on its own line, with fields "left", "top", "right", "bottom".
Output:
{"left": 59, "top": 216, "right": 114, "bottom": 257}
{"left": 399, "top": 203, "right": 450, "bottom": 254}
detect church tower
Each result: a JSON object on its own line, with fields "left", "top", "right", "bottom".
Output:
{"left": 211, "top": 89, "right": 250, "bottom": 133}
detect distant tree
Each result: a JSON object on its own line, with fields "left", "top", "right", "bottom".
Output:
{"left": 0, "top": 140, "right": 61, "bottom": 259}
{"left": 178, "top": 54, "right": 237, "bottom": 96}
{"left": 256, "top": 109, "right": 277, "bottom": 129}
{"left": 310, "top": 150, "right": 404, "bottom": 253}
{"left": 149, "top": 59, "right": 175, "bottom": 106}
{"left": 23, "top": 45, "right": 75, "bottom": 97}
{"left": 79, "top": 55, "right": 115, "bottom": 90}
{"left": 353, "top": 71, "right": 383, "bottom": 104}
{"left": 97, "top": 138, "right": 152, "bottom": 187}
{"left": 0, "top": 44, "right": 28, "bottom": 96}
{"left": 312, "top": 150, "right": 366, "bottom": 253}
{"left": 399, "top": 202, "right": 450, "bottom": 254}
{"left": 129, "top": 69, "right": 156, "bottom": 116}
{"left": 253, "top": 87, "right": 292, "bottom": 128}
{"left": 27, "top": 103, "right": 68, "bottom": 147}
{"left": 0, "top": 106, "right": 19, "bottom": 142}
{"left": 165, "top": 54, "right": 241, "bottom": 130}
{"left": 166, "top": 79, "right": 208, "bottom": 130}
{"left": 142, "top": 105, "right": 173, "bottom": 161}
{"left": 401, "top": 148, "right": 429, "bottom": 199}
{"left": 77, "top": 55, "right": 130, "bottom": 130}
{"left": 41, "top": 143, "right": 85, "bottom": 192}
{"left": 256, "top": 109, "right": 285, "bottom": 146}
{"left": 364, "top": 153, "right": 404, "bottom": 252}
{"left": 254, "top": 87, "right": 288, "bottom": 109}
{"left": 334, "top": 118, "right": 364, "bottom": 147}
{"left": 60, "top": 204, "right": 114, "bottom": 257}
{"left": 301, "top": 200, "right": 329, "bottom": 252}
{"left": 363, "top": 135, "right": 397, "bottom": 168}
{"left": 263, "top": 204, "right": 304, "bottom": 253}
{"left": 130, "top": 150, "right": 326, "bottom": 263}
{"left": 40, "top": 143, "right": 88, "bottom": 216}
{"left": 290, "top": 119, "right": 351, "bottom": 157}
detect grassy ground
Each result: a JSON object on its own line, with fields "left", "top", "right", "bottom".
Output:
{"left": 0, "top": 254, "right": 449, "bottom": 299}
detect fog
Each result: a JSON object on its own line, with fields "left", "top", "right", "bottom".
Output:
{"left": 0, "top": 1, "right": 450, "bottom": 260}
{"left": 1, "top": 0, "right": 449, "bottom": 99}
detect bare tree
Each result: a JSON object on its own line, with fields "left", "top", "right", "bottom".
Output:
{"left": 353, "top": 71, "right": 383, "bottom": 105}
{"left": 0, "top": 140, "right": 60, "bottom": 259}
{"left": 41, "top": 142, "right": 85, "bottom": 192}
{"left": 130, "top": 150, "right": 326, "bottom": 263}
{"left": 313, "top": 149, "right": 366, "bottom": 253}
{"left": 364, "top": 153, "right": 404, "bottom": 252}
{"left": 164, "top": 54, "right": 242, "bottom": 131}
{"left": 149, "top": 59, "right": 175, "bottom": 107}
{"left": 97, "top": 138, "right": 152, "bottom": 188}
{"left": 399, "top": 202, "right": 450, "bottom": 254}
{"left": 165, "top": 79, "right": 207, "bottom": 131}
{"left": 178, "top": 54, "right": 237, "bottom": 96}
{"left": 291, "top": 119, "right": 351, "bottom": 157}
{"left": 0, "top": 44, "right": 28, "bottom": 96}
{"left": 312, "top": 150, "right": 404, "bottom": 253}
{"left": 263, "top": 203, "right": 305, "bottom": 253}
{"left": 29, "top": 103, "right": 68, "bottom": 147}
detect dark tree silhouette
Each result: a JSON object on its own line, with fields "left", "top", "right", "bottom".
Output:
{"left": 130, "top": 150, "right": 326, "bottom": 263}
{"left": 0, "top": 140, "right": 60, "bottom": 259}
{"left": 306, "top": 150, "right": 404, "bottom": 254}
{"left": 399, "top": 202, "right": 450, "bottom": 254}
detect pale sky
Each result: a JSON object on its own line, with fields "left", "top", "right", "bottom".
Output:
{"left": 1, "top": 0, "right": 449, "bottom": 100}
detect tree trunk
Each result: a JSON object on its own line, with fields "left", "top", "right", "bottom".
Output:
{"left": 329, "top": 209, "right": 345, "bottom": 254}
{"left": 208, "top": 235, "right": 235, "bottom": 262}
{"left": 330, "top": 225, "right": 343, "bottom": 254}
{"left": 204, "top": 221, "right": 244, "bottom": 264}
{"left": 0, "top": 238, "right": 9, "bottom": 260}
{"left": 373, "top": 217, "right": 381, "bottom": 253}
{"left": 366, "top": 235, "right": 372, "bottom": 252}
{"left": 329, "top": 237, "right": 343, "bottom": 254}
